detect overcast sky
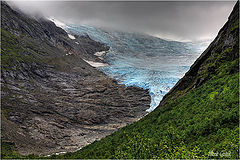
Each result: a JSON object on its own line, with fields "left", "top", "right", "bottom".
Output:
{"left": 8, "top": 1, "right": 236, "bottom": 42}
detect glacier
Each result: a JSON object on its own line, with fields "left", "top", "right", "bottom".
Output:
{"left": 64, "top": 24, "right": 210, "bottom": 112}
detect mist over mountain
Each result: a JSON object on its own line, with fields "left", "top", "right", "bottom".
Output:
{"left": 7, "top": 1, "right": 236, "bottom": 42}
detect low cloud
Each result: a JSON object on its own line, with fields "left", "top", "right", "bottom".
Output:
{"left": 8, "top": 1, "right": 236, "bottom": 42}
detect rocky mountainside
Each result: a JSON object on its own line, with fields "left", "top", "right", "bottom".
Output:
{"left": 1, "top": 1, "right": 150, "bottom": 157}
{"left": 53, "top": 2, "right": 239, "bottom": 159}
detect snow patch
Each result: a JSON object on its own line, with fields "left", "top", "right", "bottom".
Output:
{"left": 83, "top": 59, "right": 108, "bottom": 68}
{"left": 55, "top": 151, "right": 66, "bottom": 155}
{"left": 47, "top": 17, "right": 66, "bottom": 28}
{"left": 75, "top": 42, "right": 79, "bottom": 44}
{"left": 94, "top": 51, "right": 106, "bottom": 60}
{"left": 66, "top": 52, "right": 73, "bottom": 56}
{"left": 68, "top": 34, "right": 76, "bottom": 39}
{"left": 94, "top": 51, "right": 106, "bottom": 57}
{"left": 47, "top": 18, "right": 77, "bottom": 41}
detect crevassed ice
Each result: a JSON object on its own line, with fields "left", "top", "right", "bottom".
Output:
{"left": 64, "top": 24, "right": 210, "bottom": 112}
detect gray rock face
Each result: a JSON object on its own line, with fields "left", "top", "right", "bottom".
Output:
{"left": 1, "top": 2, "right": 109, "bottom": 62}
{"left": 1, "top": 1, "right": 150, "bottom": 156}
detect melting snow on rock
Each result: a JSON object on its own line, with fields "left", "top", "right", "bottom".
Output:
{"left": 83, "top": 59, "right": 108, "bottom": 68}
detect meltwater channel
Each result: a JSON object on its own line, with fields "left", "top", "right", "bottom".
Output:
{"left": 65, "top": 24, "right": 210, "bottom": 112}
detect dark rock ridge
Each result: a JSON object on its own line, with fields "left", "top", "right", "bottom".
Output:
{"left": 1, "top": 1, "right": 150, "bottom": 156}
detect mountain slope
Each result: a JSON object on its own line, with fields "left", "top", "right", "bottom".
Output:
{"left": 54, "top": 2, "right": 239, "bottom": 159}
{"left": 1, "top": 2, "right": 150, "bottom": 157}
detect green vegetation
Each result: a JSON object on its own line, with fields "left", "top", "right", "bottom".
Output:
{"left": 1, "top": 141, "right": 21, "bottom": 159}
{"left": 1, "top": 28, "right": 41, "bottom": 70}
{"left": 230, "top": 18, "right": 239, "bottom": 32}
{"left": 1, "top": 28, "right": 25, "bottom": 69}
{"left": 1, "top": 29, "right": 45, "bottom": 159}
{"left": 0, "top": 28, "right": 59, "bottom": 72}
{"left": 1, "top": 140, "right": 37, "bottom": 159}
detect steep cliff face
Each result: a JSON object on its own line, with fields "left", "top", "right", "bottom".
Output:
{"left": 1, "top": 2, "right": 109, "bottom": 61}
{"left": 1, "top": 2, "right": 150, "bottom": 157}
{"left": 55, "top": 2, "right": 239, "bottom": 159}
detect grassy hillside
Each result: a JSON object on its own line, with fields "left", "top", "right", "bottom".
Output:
{"left": 53, "top": 2, "right": 239, "bottom": 159}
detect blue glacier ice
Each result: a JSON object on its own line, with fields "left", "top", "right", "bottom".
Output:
{"left": 64, "top": 24, "right": 210, "bottom": 112}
